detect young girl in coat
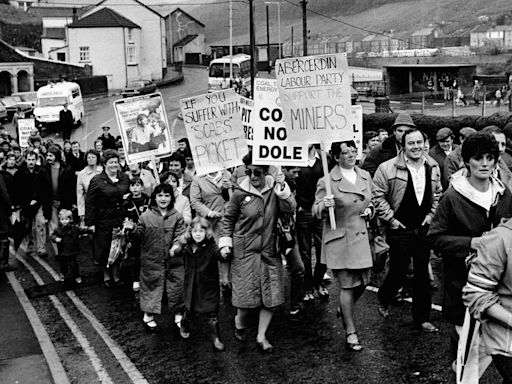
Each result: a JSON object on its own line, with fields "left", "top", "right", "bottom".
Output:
{"left": 125, "top": 183, "right": 186, "bottom": 335}
{"left": 175, "top": 217, "right": 225, "bottom": 351}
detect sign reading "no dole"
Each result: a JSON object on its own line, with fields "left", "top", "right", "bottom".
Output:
{"left": 253, "top": 78, "right": 308, "bottom": 167}
{"left": 180, "top": 89, "right": 248, "bottom": 176}
{"left": 276, "top": 53, "right": 354, "bottom": 145}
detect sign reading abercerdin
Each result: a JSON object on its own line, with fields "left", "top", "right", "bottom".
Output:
{"left": 180, "top": 89, "right": 248, "bottom": 176}
{"left": 253, "top": 78, "right": 308, "bottom": 167}
{"left": 276, "top": 54, "right": 354, "bottom": 144}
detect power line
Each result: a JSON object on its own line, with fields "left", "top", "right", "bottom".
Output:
{"left": 281, "top": 0, "right": 429, "bottom": 50}
{"left": 31, "top": 1, "right": 249, "bottom": 6}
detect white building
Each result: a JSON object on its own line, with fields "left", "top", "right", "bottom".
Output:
{"left": 69, "top": 0, "right": 166, "bottom": 90}
{"left": 67, "top": 7, "right": 143, "bottom": 90}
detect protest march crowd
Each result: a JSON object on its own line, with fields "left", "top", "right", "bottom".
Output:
{"left": 3, "top": 52, "right": 512, "bottom": 382}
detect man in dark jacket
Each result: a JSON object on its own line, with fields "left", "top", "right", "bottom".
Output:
{"left": 59, "top": 103, "right": 74, "bottom": 141}
{"left": 97, "top": 126, "right": 117, "bottom": 150}
{"left": 65, "top": 141, "right": 86, "bottom": 175}
{"left": 40, "top": 146, "right": 76, "bottom": 254}
{"left": 362, "top": 113, "right": 416, "bottom": 176}
{"left": 429, "top": 127, "right": 458, "bottom": 190}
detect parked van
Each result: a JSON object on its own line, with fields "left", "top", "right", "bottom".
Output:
{"left": 33, "top": 82, "right": 84, "bottom": 128}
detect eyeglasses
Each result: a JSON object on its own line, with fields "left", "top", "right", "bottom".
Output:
{"left": 245, "top": 168, "right": 265, "bottom": 177}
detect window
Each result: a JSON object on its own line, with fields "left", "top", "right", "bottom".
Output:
{"left": 79, "top": 46, "right": 90, "bottom": 62}
{"left": 128, "top": 28, "right": 134, "bottom": 42}
{"left": 57, "top": 52, "right": 65, "bottom": 61}
{"left": 127, "top": 45, "right": 137, "bottom": 64}
{"left": 72, "top": 88, "right": 81, "bottom": 99}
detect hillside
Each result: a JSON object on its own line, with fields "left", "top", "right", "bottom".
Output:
{"left": 146, "top": 0, "right": 512, "bottom": 46}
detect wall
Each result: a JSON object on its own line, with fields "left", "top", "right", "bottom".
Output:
{"left": 0, "top": 20, "right": 42, "bottom": 51}
{"left": 42, "top": 16, "right": 73, "bottom": 29}
{"left": 68, "top": 27, "right": 127, "bottom": 89}
{"left": 42, "top": 37, "right": 65, "bottom": 58}
{"left": 167, "top": 10, "right": 205, "bottom": 64}
{"left": 81, "top": 0, "right": 164, "bottom": 81}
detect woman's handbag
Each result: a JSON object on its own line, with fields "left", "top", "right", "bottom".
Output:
{"left": 368, "top": 221, "right": 390, "bottom": 272}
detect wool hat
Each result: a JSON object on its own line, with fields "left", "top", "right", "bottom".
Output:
{"left": 459, "top": 127, "right": 477, "bottom": 139}
{"left": 436, "top": 127, "right": 454, "bottom": 141}
{"left": 391, "top": 113, "right": 416, "bottom": 129}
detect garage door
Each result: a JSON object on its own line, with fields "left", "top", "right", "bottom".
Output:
{"left": 185, "top": 53, "right": 200, "bottom": 65}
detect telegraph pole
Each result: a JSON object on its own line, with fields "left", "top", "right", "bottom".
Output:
{"left": 301, "top": 0, "right": 307, "bottom": 56}
{"left": 229, "top": 0, "right": 233, "bottom": 83}
{"left": 266, "top": 5, "right": 270, "bottom": 72}
{"left": 249, "top": 0, "right": 256, "bottom": 95}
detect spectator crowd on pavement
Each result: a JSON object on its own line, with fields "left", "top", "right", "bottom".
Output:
{"left": 3, "top": 113, "right": 512, "bottom": 381}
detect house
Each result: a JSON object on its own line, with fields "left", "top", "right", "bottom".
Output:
{"left": 67, "top": 0, "right": 167, "bottom": 90}
{"left": 470, "top": 25, "right": 512, "bottom": 49}
{"left": 9, "top": 0, "right": 37, "bottom": 11}
{"left": 28, "top": 6, "right": 84, "bottom": 60}
{"left": 164, "top": 8, "right": 207, "bottom": 65}
{"left": 410, "top": 26, "right": 442, "bottom": 49}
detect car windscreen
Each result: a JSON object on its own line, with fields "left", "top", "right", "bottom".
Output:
{"left": 37, "top": 96, "right": 68, "bottom": 107}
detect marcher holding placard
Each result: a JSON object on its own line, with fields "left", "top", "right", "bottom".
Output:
{"left": 219, "top": 152, "right": 296, "bottom": 353}
{"left": 313, "top": 141, "right": 374, "bottom": 351}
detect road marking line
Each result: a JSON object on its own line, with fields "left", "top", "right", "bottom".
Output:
{"left": 17, "top": 255, "right": 115, "bottom": 384}
{"left": 168, "top": 89, "right": 205, "bottom": 100}
{"left": 366, "top": 285, "right": 442, "bottom": 312}
{"left": 6, "top": 271, "right": 71, "bottom": 384}
{"left": 33, "top": 254, "right": 149, "bottom": 384}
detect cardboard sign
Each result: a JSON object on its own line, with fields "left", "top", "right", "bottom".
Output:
{"left": 352, "top": 105, "right": 363, "bottom": 160}
{"left": 180, "top": 89, "right": 248, "bottom": 176}
{"left": 18, "top": 118, "right": 35, "bottom": 148}
{"left": 252, "top": 78, "right": 308, "bottom": 167}
{"left": 276, "top": 54, "right": 354, "bottom": 144}
{"left": 240, "top": 96, "right": 254, "bottom": 144}
{"left": 113, "top": 93, "right": 172, "bottom": 164}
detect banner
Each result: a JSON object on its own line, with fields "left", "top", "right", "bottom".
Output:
{"left": 352, "top": 105, "right": 363, "bottom": 160}
{"left": 252, "top": 78, "right": 308, "bottom": 167}
{"left": 180, "top": 89, "right": 248, "bottom": 176}
{"left": 276, "top": 53, "right": 354, "bottom": 144}
{"left": 240, "top": 96, "right": 254, "bottom": 144}
{"left": 18, "top": 118, "right": 35, "bottom": 148}
{"left": 113, "top": 93, "right": 172, "bottom": 164}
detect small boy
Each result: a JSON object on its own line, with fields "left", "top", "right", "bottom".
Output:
{"left": 51, "top": 209, "right": 83, "bottom": 283}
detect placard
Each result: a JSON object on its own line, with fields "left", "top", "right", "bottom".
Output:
{"left": 18, "top": 118, "right": 35, "bottom": 148}
{"left": 252, "top": 78, "right": 308, "bottom": 167}
{"left": 240, "top": 96, "right": 254, "bottom": 144}
{"left": 180, "top": 89, "right": 248, "bottom": 176}
{"left": 113, "top": 93, "right": 172, "bottom": 164}
{"left": 276, "top": 53, "right": 354, "bottom": 144}
{"left": 352, "top": 105, "right": 363, "bottom": 160}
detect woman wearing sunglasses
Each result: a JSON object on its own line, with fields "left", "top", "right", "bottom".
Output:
{"left": 313, "top": 140, "right": 374, "bottom": 351}
{"left": 219, "top": 152, "right": 296, "bottom": 353}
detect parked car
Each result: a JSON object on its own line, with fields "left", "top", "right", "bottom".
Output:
{"left": 350, "top": 85, "right": 359, "bottom": 105}
{"left": 0, "top": 95, "right": 33, "bottom": 119}
{"left": 121, "top": 80, "right": 157, "bottom": 98}
{"left": 0, "top": 103, "right": 7, "bottom": 122}
{"left": 12, "top": 91, "right": 38, "bottom": 109}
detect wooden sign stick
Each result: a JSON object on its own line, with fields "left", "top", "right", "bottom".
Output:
{"left": 319, "top": 141, "right": 336, "bottom": 230}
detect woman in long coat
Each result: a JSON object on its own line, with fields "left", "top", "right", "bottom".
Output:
{"left": 85, "top": 149, "right": 130, "bottom": 286}
{"left": 313, "top": 141, "right": 373, "bottom": 351}
{"left": 219, "top": 153, "right": 296, "bottom": 353}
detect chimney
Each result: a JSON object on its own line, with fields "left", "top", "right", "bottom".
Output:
{"left": 72, "top": 8, "right": 78, "bottom": 23}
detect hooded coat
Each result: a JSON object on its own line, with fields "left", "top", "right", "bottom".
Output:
{"left": 427, "top": 173, "right": 512, "bottom": 325}
{"left": 135, "top": 206, "right": 186, "bottom": 314}
{"left": 219, "top": 175, "right": 296, "bottom": 309}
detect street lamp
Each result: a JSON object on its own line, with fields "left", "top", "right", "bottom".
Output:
{"left": 265, "top": 1, "right": 281, "bottom": 59}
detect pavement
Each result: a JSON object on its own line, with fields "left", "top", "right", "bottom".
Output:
{"left": 0, "top": 272, "right": 54, "bottom": 384}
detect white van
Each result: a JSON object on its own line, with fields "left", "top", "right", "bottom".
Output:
{"left": 33, "top": 82, "right": 84, "bottom": 128}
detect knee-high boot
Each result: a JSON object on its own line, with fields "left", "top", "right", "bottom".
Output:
{"left": 208, "top": 317, "right": 225, "bottom": 351}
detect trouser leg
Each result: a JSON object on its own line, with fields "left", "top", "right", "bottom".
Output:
{"left": 284, "top": 243, "right": 305, "bottom": 309}
{"left": 296, "top": 209, "right": 313, "bottom": 292}
{"left": 411, "top": 228, "right": 431, "bottom": 325}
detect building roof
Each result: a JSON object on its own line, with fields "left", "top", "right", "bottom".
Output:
{"left": 174, "top": 34, "right": 198, "bottom": 47}
{"left": 93, "top": 0, "right": 162, "bottom": 19}
{"left": 68, "top": 7, "right": 140, "bottom": 29}
{"left": 42, "top": 28, "right": 66, "bottom": 40}
{"left": 29, "top": 6, "right": 85, "bottom": 18}
{"left": 490, "top": 25, "right": 512, "bottom": 31}
{"left": 169, "top": 8, "right": 205, "bottom": 27}
{"left": 470, "top": 24, "right": 490, "bottom": 33}
{"left": 411, "top": 27, "right": 435, "bottom": 36}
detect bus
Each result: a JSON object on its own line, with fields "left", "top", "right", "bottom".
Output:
{"left": 208, "top": 54, "right": 252, "bottom": 94}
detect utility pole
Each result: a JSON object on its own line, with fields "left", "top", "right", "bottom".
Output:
{"left": 291, "top": 26, "right": 294, "bottom": 57}
{"left": 301, "top": 0, "right": 307, "bottom": 56}
{"left": 229, "top": 0, "right": 233, "bottom": 84}
{"left": 249, "top": 0, "right": 256, "bottom": 94}
{"left": 266, "top": 5, "right": 270, "bottom": 73}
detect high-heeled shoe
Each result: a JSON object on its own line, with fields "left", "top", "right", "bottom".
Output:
{"left": 256, "top": 338, "right": 274, "bottom": 353}
{"left": 143, "top": 319, "right": 160, "bottom": 333}
{"left": 346, "top": 332, "right": 362, "bottom": 351}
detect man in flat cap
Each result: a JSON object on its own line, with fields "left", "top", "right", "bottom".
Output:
{"left": 362, "top": 113, "right": 416, "bottom": 177}
{"left": 429, "top": 127, "right": 458, "bottom": 190}
{"left": 444, "top": 127, "right": 477, "bottom": 183}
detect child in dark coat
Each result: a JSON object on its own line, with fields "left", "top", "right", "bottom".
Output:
{"left": 51, "top": 209, "right": 83, "bottom": 283}
{"left": 175, "top": 216, "right": 224, "bottom": 351}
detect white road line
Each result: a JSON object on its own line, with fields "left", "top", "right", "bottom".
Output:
{"left": 168, "top": 89, "right": 205, "bottom": 100}
{"left": 6, "top": 271, "right": 71, "bottom": 384}
{"left": 33, "top": 254, "right": 149, "bottom": 384}
{"left": 366, "top": 285, "right": 442, "bottom": 312}
{"left": 17, "top": 255, "right": 115, "bottom": 384}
